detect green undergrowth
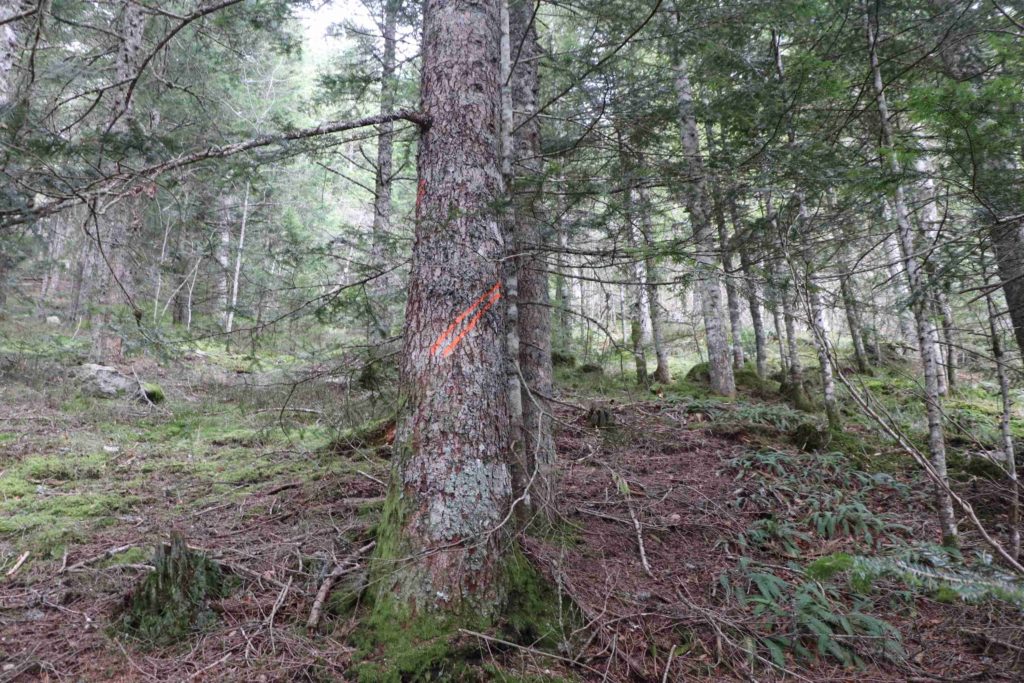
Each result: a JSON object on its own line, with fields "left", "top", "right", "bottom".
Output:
{"left": 719, "top": 444, "right": 1024, "bottom": 672}
{"left": 718, "top": 449, "right": 913, "bottom": 669}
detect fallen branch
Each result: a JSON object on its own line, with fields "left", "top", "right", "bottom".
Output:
{"left": 3, "top": 109, "right": 431, "bottom": 228}
{"left": 306, "top": 541, "right": 375, "bottom": 630}
{"left": 5, "top": 551, "right": 30, "bottom": 578}
{"left": 64, "top": 544, "right": 135, "bottom": 573}
{"left": 263, "top": 481, "right": 302, "bottom": 496}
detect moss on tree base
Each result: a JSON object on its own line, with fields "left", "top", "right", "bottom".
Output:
{"left": 354, "top": 517, "right": 577, "bottom": 682}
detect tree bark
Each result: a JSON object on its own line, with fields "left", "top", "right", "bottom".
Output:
{"left": 733, "top": 200, "right": 768, "bottom": 379}
{"left": 90, "top": 0, "right": 146, "bottom": 360}
{"left": 673, "top": 62, "right": 734, "bottom": 396}
{"left": 368, "top": 0, "right": 399, "bottom": 344}
{"left": 625, "top": 185, "right": 649, "bottom": 386}
{"left": 839, "top": 248, "right": 870, "bottom": 374}
{"left": 637, "top": 186, "right": 671, "bottom": 383}
{"left": 375, "top": 0, "right": 512, "bottom": 617}
{"left": 866, "top": 2, "right": 957, "bottom": 545}
{"left": 499, "top": 0, "right": 526, "bottom": 526}
{"left": 510, "top": 0, "right": 555, "bottom": 521}
{"left": 215, "top": 200, "right": 231, "bottom": 332}
{"left": 225, "top": 182, "right": 250, "bottom": 335}
{"left": 987, "top": 287, "right": 1019, "bottom": 559}
{"left": 705, "top": 121, "right": 744, "bottom": 369}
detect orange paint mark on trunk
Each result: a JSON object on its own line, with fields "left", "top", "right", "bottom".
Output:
{"left": 415, "top": 178, "right": 427, "bottom": 214}
{"left": 430, "top": 282, "right": 502, "bottom": 358}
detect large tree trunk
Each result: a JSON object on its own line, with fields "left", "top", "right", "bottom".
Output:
{"left": 510, "top": 0, "right": 555, "bottom": 521}
{"left": 990, "top": 222, "right": 1024, "bottom": 357}
{"left": 374, "top": 0, "right": 512, "bottom": 618}
{"left": 866, "top": 2, "right": 957, "bottom": 546}
{"left": 674, "top": 63, "right": 734, "bottom": 396}
{"left": 0, "top": 1, "right": 35, "bottom": 315}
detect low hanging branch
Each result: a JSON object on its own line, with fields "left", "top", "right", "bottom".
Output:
{"left": 1, "top": 109, "right": 430, "bottom": 229}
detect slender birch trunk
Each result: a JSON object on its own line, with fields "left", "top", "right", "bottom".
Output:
{"left": 733, "top": 201, "right": 768, "bottom": 378}
{"left": 674, "top": 61, "right": 734, "bottom": 396}
{"left": 866, "top": 1, "right": 957, "bottom": 545}
{"left": 625, "top": 183, "right": 649, "bottom": 386}
{"left": 839, "top": 249, "right": 870, "bottom": 374}
{"left": 772, "top": 30, "right": 838, "bottom": 425}
{"left": 215, "top": 203, "right": 231, "bottom": 332}
{"left": 225, "top": 182, "right": 250, "bottom": 335}
{"left": 638, "top": 186, "right": 671, "bottom": 383}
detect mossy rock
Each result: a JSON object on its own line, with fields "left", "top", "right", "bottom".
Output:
{"left": 576, "top": 362, "right": 603, "bottom": 376}
{"left": 734, "top": 363, "right": 779, "bottom": 397}
{"left": 139, "top": 382, "right": 165, "bottom": 404}
{"left": 685, "top": 362, "right": 710, "bottom": 384}
{"left": 327, "top": 416, "right": 396, "bottom": 457}
{"left": 780, "top": 379, "right": 816, "bottom": 413}
{"left": 117, "top": 533, "right": 225, "bottom": 646}
{"left": 947, "top": 452, "right": 1006, "bottom": 482}
{"left": 790, "top": 421, "right": 833, "bottom": 452}
{"left": 551, "top": 350, "right": 576, "bottom": 368}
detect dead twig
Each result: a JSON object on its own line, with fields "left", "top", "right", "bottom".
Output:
{"left": 5, "top": 551, "right": 30, "bottom": 578}
{"left": 306, "top": 541, "right": 375, "bottom": 630}
{"left": 459, "top": 629, "right": 607, "bottom": 677}
{"left": 64, "top": 544, "right": 135, "bottom": 573}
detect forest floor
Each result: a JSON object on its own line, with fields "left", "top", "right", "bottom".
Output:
{"left": 2, "top": 323, "right": 1024, "bottom": 681}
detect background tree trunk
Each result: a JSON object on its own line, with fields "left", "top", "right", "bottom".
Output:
{"left": 866, "top": 2, "right": 957, "bottom": 545}
{"left": 511, "top": 0, "right": 556, "bottom": 521}
{"left": 368, "top": 0, "right": 399, "bottom": 345}
{"left": 674, "top": 63, "right": 734, "bottom": 396}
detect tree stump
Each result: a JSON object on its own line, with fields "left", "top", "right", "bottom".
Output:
{"left": 118, "top": 533, "right": 224, "bottom": 645}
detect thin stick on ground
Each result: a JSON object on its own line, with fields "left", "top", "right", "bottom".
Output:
{"left": 306, "top": 541, "right": 375, "bottom": 630}
{"left": 6, "top": 551, "right": 30, "bottom": 578}
{"left": 458, "top": 629, "right": 607, "bottom": 677}
{"left": 63, "top": 544, "right": 135, "bottom": 573}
